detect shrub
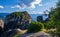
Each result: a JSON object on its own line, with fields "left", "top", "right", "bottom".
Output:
{"left": 44, "top": 20, "right": 55, "bottom": 30}
{"left": 56, "top": 24, "right": 60, "bottom": 37}
{"left": 27, "top": 22, "right": 44, "bottom": 33}
{"left": 47, "top": 30, "right": 56, "bottom": 37}
{"left": 13, "top": 34, "right": 20, "bottom": 37}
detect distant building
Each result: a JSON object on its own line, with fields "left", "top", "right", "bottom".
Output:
{"left": 37, "top": 16, "right": 43, "bottom": 22}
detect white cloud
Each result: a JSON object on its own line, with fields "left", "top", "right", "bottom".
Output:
{"left": 11, "top": 0, "right": 42, "bottom": 9}
{"left": 30, "top": 0, "right": 42, "bottom": 8}
{"left": 11, "top": 5, "right": 21, "bottom": 9}
{"left": 18, "top": 0, "right": 42, "bottom": 9}
{"left": 11, "top": 4, "right": 27, "bottom": 9}
{"left": 0, "top": 5, "right": 4, "bottom": 8}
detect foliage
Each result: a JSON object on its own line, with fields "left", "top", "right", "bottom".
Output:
{"left": 27, "top": 22, "right": 44, "bottom": 33}
{"left": 13, "top": 34, "right": 20, "bottom": 37}
{"left": 45, "top": 20, "right": 55, "bottom": 29}
{"left": 47, "top": 30, "right": 56, "bottom": 37}
{"left": 48, "top": 1, "right": 60, "bottom": 36}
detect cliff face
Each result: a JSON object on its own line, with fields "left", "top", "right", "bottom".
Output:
{"left": 0, "top": 19, "right": 4, "bottom": 29}
{"left": 5, "top": 11, "right": 31, "bottom": 31}
{"left": 0, "top": 19, "right": 4, "bottom": 37}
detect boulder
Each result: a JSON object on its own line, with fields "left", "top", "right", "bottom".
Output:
{"left": 2, "top": 29, "right": 27, "bottom": 37}
{"left": 37, "top": 16, "right": 43, "bottom": 22}
{"left": 4, "top": 11, "right": 31, "bottom": 31}
{"left": 0, "top": 19, "right": 4, "bottom": 37}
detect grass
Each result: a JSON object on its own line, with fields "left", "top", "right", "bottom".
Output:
{"left": 13, "top": 34, "right": 20, "bottom": 37}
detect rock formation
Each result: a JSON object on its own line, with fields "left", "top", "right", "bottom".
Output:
{"left": 4, "top": 11, "right": 32, "bottom": 31}
{"left": 0, "top": 19, "right": 4, "bottom": 37}
{"left": 37, "top": 16, "right": 43, "bottom": 22}
{"left": 0, "top": 19, "right": 4, "bottom": 29}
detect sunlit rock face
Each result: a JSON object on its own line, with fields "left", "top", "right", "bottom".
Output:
{"left": 2, "top": 29, "right": 27, "bottom": 37}
{"left": 20, "top": 32, "right": 50, "bottom": 37}
{"left": 0, "top": 19, "right": 4, "bottom": 29}
{"left": 0, "top": 19, "right": 4, "bottom": 36}
{"left": 4, "top": 11, "right": 32, "bottom": 31}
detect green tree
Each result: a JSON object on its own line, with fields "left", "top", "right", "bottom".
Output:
{"left": 49, "top": 1, "right": 60, "bottom": 36}
{"left": 27, "top": 22, "right": 44, "bottom": 33}
{"left": 45, "top": 20, "right": 55, "bottom": 30}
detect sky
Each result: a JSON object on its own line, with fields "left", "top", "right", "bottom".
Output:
{"left": 0, "top": 0, "right": 58, "bottom": 14}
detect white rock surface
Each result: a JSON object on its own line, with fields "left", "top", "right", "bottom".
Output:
{"left": 20, "top": 31, "right": 50, "bottom": 37}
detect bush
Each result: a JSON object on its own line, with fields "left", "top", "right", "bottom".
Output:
{"left": 27, "top": 22, "right": 44, "bottom": 33}
{"left": 44, "top": 21, "right": 55, "bottom": 30}
{"left": 13, "top": 34, "right": 20, "bottom": 37}
{"left": 47, "top": 30, "right": 56, "bottom": 37}
{"left": 56, "top": 24, "right": 60, "bottom": 36}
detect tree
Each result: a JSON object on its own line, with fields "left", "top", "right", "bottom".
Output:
{"left": 27, "top": 22, "right": 44, "bottom": 33}
{"left": 49, "top": 1, "right": 60, "bottom": 36}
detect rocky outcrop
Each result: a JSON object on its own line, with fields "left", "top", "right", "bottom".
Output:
{"left": 2, "top": 29, "right": 17, "bottom": 37}
{"left": 0, "top": 19, "right": 4, "bottom": 28}
{"left": 4, "top": 11, "right": 32, "bottom": 31}
{"left": 0, "top": 19, "right": 4, "bottom": 37}
{"left": 37, "top": 16, "right": 43, "bottom": 22}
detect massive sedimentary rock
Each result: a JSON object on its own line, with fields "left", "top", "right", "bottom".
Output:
{"left": 5, "top": 11, "right": 31, "bottom": 31}
{"left": 0, "top": 19, "right": 4, "bottom": 29}
{"left": 0, "top": 19, "right": 4, "bottom": 36}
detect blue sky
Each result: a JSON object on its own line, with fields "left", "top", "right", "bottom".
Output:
{"left": 0, "top": 0, "right": 58, "bottom": 14}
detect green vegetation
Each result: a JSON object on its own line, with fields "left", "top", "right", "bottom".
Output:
{"left": 2, "top": 1, "right": 60, "bottom": 37}
{"left": 45, "top": 1, "right": 60, "bottom": 37}
{"left": 5, "top": 1, "right": 60, "bottom": 36}
{"left": 13, "top": 34, "right": 20, "bottom": 37}
{"left": 44, "top": 20, "right": 55, "bottom": 30}
{"left": 27, "top": 22, "right": 44, "bottom": 33}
